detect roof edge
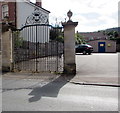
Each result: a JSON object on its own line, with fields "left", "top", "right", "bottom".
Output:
{"left": 29, "top": 1, "right": 50, "bottom": 13}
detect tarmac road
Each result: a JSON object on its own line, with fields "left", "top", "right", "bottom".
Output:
{"left": 2, "top": 76, "right": 118, "bottom": 111}
{"left": 2, "top": 53, "right": 119, "bottom": 111}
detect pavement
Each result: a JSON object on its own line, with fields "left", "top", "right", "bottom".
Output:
{"left": 2, "top": 71, "right": 119, "bottom": 87}
{"left": 2, "top": 53, "right": 120, "bottom": 87}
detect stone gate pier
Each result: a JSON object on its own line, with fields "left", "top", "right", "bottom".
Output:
{"left": 2, "top": 24, "right": 13, "bottom": 72}
{"left": 62, "top": 10, "right": 78, "bottom": 74}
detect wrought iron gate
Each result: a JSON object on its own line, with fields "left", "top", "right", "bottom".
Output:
{"left": 13, "top": 24, "right": 64, "bottom": 73}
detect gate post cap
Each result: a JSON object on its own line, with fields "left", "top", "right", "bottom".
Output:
{"left": 62, "top": 21, "right": 78, "bottom": 27}
{"left": 61, "top": 10, "right": 78, "bottom": 27}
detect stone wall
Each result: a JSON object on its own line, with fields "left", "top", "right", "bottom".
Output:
{"left": 2, "top": 29, "right": 13, "bottom": 71}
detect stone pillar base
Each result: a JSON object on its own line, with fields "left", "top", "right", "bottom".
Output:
{"left": 2, "top": 66, "right": 10, "bottom": 72}
{"left": 2, "top": 63, "right": 14, "bottom": 72}
{"left": 64, "top": 63, "right": 76, "bottom": 75}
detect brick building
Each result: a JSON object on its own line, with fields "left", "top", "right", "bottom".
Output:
{"left": 79, "top": 32, "right": 116, "bottom": 53}
{"left": 79, "top": 32, "right": 108, "bottom": 42}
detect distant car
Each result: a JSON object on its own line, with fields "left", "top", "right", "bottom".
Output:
{"left": 75, "top": 44, "right": 93, "bottom": 55}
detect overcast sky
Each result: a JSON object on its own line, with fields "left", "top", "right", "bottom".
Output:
{"left": 31, "top": 0, "right": 119, "bottom": 32}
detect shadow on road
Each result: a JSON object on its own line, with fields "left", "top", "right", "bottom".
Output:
{"left": 28, "top": 74, "right": 75, "bottom": 103}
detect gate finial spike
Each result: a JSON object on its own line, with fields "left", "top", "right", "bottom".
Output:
{"left": 67, "top": 10, "right": 73, "bottom": 21}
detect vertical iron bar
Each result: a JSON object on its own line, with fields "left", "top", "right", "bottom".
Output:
{"left": 56, "top": 40, "right": 59, "bottom": 72}
{"left": 44, "top": 26, "right": 47, "bottom": 71}
{"left": 46, "top": 25, "right": 49, "bottom": 72}
{"left": 21, "top": 29, "right": 22, "bottom": 71}
{"left": 36, "top": 25, "right": 38, "bottom": 72}
{"left": 43, "top": 25, "right": 44, "bottom": 71}
{"left": 28, "top": 27, "right": 29, "bottom": 71}
{"left": 39, "top": 26, "right": 41, "bottom": 72}
{"left": 31, "top": 26, "right": 33, "bottom": 72}
{"left": 55, "top": 28, "right": 57, "bottom": 72}
{"left": 13, "top": 32, "right": 15, "bottom": 71}
{"left": 32, "top": 26, "right": 35, "bottom": 72}
{"left": 30, "top": 26, "right": 31, "bottom": 71}
{"left": 43, "top": 25, "right": 45, "bottom": 72}
{"left": 50, "top": 27, "right": 52, "bottom": 72}
{"left": 34, "top": 26, "right": 36, "bottom": 72}
{"left": 37, "top": 26, "right": 39, "bottom": 72}
{"left": 24, "top": 28, "right": 26, "bottom": 71}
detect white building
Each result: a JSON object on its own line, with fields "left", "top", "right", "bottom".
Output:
{"left": 16, "top": 0, "right": 50, "bottom": 43}
{"left": 1, "top": 0, "right": 50, "bottom": 43}
{"left": 16, "top": 0, "right": 50, "bottom": 28}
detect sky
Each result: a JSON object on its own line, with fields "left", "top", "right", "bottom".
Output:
{"left": 31, "top": 0, "right": 119, "bottom": 32}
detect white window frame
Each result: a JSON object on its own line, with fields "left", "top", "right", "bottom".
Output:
{"left": 2, "top": 4, "right": 8, "bottom": 19}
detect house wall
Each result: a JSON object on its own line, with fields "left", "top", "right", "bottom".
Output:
{"left": 20, "top": 25, "right": 50, "bottom": 43}
{"left": 16, "top": 1, "right": 49, "bottom": 29}
{"left": 0, "top": 2, "right": 2, "bottom": 22}
{"left": 0, "top": 2, "right": 9, "bottom": 22}
{"left": 8, "top": 2, "right": 16, "bottom": 26}
{"left": 16, "top": 1, "right": 50, "bottom": 43}
{"left": 0, "top": 2, "right": 2, "bottom": 52}
{"left": 105, "top": 40, "right": 116, "bottom": 52}
{"left": 0, "top": 1, "right": 16, "bottom": 26}
{"left": 88, "top": 40, "right": 116, "bottom": 53}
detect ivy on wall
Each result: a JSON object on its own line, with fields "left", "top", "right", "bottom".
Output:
{"left": 13, "top": 31, "right": 23, "bottom": 48}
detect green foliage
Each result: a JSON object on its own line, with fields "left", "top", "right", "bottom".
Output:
{"left": 116, "top": 37, "right": 120, "bottom": 44}
{"left": 13, "top": 31, "right": 23, "bottom": 48}
{"left": 107, "top": 31, "right": 118, "bottom": 39}
{"left": 75, "top": 32, "right": 86, "bottom": 44}
{"left": 103, "top": 30, "right": 119, "bottom": 39}
{"left": 50, "top": 27, "right": 64, "bottom": 43}
{"left": 56, "top": 35, "right": 64, "bottom": 43}
{"left": 102, "top": 30, "right": 120, "bottom": 44}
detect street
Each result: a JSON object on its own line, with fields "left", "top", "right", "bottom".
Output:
{"left": 2, "top": 79, "right": 118, "bottom": 111}
{"left": 2, "top": 53, "right": 119, "bottom": 111}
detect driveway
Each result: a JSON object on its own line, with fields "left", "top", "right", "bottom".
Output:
{"left": 70, "top": 53, "right": 119, "bottom": 85}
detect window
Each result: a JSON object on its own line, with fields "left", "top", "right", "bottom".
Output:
{"left": 2, "top": 4, "right": 8, "bottom": 19}
{"left": 100, "top": 44, "right": 104, "bottom": 47}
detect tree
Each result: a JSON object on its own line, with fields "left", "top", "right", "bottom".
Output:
{"left": 75, "top": 32, "right": 86, "bottom": 44}
{"left": 103, "top": 30, "right": 120, "bottom": 44}
{"left": 13, "top": 31, "right": 23, "bottom": 48}
{"left": 104, "top": 30, "right": 119, "bottom": 39}
{"left": 50, "top": 27, "right": 64, "bottom": 43}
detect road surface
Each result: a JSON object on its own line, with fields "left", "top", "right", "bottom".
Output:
{"left": 2, "top": 53, "right": 119, "bottom": 111}
{"left": 2, "top": 76, "right": 118, "bottom": 111}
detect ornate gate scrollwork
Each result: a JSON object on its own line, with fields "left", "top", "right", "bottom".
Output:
{"left": 25, "top": 8, "right": 49, "bottom": 25}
